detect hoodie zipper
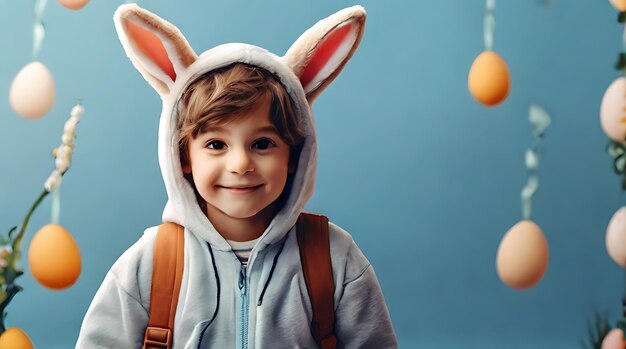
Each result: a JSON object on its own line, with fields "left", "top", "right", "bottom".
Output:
{"left": 238, "top": 264, "right": 249, "bottom": 349}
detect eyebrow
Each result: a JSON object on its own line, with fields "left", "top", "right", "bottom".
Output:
{"left": 204, "top": 125, "right": 279, "bottom": 135}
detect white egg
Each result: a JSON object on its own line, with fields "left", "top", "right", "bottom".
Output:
{"left": 606, "top": 207, "right": 626, "bottom": 267}
{"left": 496, "top": 220, "right": 549, "bottom": 290}
{"left": 600, "top": 77, "right": 626, "bottom": 142}
{"left": 9, "top": 61, "right": 56, "bottom": 119}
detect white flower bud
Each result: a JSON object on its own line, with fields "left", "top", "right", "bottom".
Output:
{"left": 62, "top": 133, "right": 75, "bottom": 145}
{"left": 43, "top": 103, "right": 85, "bottom": 191}
{"left": 57, "top": 144, "right": 73, "bottom": 158}
{"left": 71, "top": 105, "right": 85, "bottom": 119}
{"left": 56, "top": 156, "right": 70, "bottom": 173}
{"left": 64, "top": 120, "right": 77, "bottom": 134}
{"left": 44, "top": 170, "right": 62, "bottom": 192}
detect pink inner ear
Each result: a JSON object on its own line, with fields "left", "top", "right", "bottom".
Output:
{"left": 299, "top": 22, "right": 353, "bottom": 88}
{"left": 126, "top": 19, "right": 176, "bottom": 81}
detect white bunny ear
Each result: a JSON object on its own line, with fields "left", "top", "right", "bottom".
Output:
{"left": 114, "top": 4, "right": 197, "bottom": 95}
{"left": 283, "top": 6, "right": 366, "bottom": 103}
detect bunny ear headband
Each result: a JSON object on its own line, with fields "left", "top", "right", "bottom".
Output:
{"left": 113, "top": 3, "right": 366, "bottom": 103}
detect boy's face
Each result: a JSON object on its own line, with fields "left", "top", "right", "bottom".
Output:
{"left": 182, "top": 98, "right": 295, "bottom": 221}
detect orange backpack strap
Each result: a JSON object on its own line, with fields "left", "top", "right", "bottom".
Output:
{"left": 297, "top": 213, "right": 337, "bottom": 349}
{"left": 143, "top": 222, "right": 185, "bottom": 349}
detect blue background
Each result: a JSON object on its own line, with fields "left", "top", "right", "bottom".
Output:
{"left": 0, "top": 0, "right": 623, "bottom": 347}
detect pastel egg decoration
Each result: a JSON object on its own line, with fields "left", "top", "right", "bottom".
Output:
{"left": 601, "top": 77, "right": 626, "bottom": 142}
{"left": 468, "top": 50, "right": 510, "bottom": 107}
{"left": 58, "top": 0, "right": 89, "bottom": 10}
{"left": 496, "top": 220, "right": 549, "bottom": 290}
{"left": 602, "top": 328, "right": 626, "bottom": 349}
{"left": 0, "top": 327, "right": 34, "bottom": 349}
{"left": 610, "top": 0, "right": 626, "bottom": 12}
{"left": 9, "top": 61, "right": 56, "bottom": 119}
{"left": 28, "top": 224, "right": 81, "bottom": 290}
{"left": 606, "top": 207, "right": 626, "bottom": 267}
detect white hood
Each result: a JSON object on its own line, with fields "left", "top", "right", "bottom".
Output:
{"left": 113, "top": 3, "right": 366, "bottom": 251}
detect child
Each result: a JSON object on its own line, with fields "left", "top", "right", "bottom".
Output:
{"left": 76, "top": 4, "right": 397, "bottom": 348}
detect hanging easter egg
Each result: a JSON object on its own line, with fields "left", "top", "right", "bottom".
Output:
{"left": 602, "top": 328, "right": 626, "bottom": 349}
{"left": 0, "top": 327, "right": 34, "bottom": 349}
{"left": 610, "top": 0, "right": 626, "bottom": 12}
{"left": 496, "top": 220, "right": 549, "bottom": 290}
{"left": 601, "top": 77, "right": 626, "bottom": 142}
{"left": 28, "top": 224, "right": 81, "bottom": 290}
{"left": 468, "top": 50, "right": 510, "bottom": 106}
{"left": 58, "top": 0, "right": 89, "bottom": 10}
{"left": 9, "top": 61, "right": 55, "bottom": 119}
{"left": 606, "top": 207, "right": 626, "bottom": 267}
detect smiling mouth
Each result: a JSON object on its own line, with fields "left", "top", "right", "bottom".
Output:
{"left": 218, "top": 184, "right": 263, "bottom": 193}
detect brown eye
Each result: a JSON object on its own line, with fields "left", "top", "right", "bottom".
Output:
{"left": 252, "top": 139, "right": 275, "bottom": 150}
{"left": 207, "top": 141, "right": 226, "bottom": 150}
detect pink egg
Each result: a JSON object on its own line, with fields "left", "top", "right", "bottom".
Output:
{"left": 600, "top": 77, "right": 626, "bottom": 142}
{"left": 602, "top": 328, "right": 626, "bottom": 349}
{"left": 9, "top": 61, "right": 55, "bottom": 119}
{"left": 496, "top": 220, "right": 549, "bottom": 290}
{"left": 606, "top": 207, "right": 626, "bottom": 267}
{"left": 58, "top": 0, "right": 89, "bottom": 10}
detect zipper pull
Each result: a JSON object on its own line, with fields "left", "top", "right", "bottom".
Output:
{"left": 239, "top": 265, "right": 247, "bottom": 292}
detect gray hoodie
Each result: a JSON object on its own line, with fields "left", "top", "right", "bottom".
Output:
{"left": 76, "top": 4, "right": 397, "bottom": 349}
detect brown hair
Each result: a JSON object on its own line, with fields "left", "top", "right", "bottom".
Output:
{"left": 177, "top": 63, "right": 305, "bottom": 156}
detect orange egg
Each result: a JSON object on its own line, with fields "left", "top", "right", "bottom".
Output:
{"left": 610, "top": 0, "right": 626, "bottom": 12}
{"left": 496, "top": 220, "right": 549, "bottom": 290}
{"left": 468, "top": 50, "right": 510, "bottom": 106}
{"left": 58, "top": 0, "right": 89, "bottom": 10}
{"left": 28, "top": 224, "right": 81, "bottom": 290}
{"left": 0, "top": 327, "right": 34, "bottom": 349}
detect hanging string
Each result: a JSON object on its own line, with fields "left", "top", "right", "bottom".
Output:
{"left": 521, "top": 104, "right": 551, "bottom": 220}
{"left": 51, "top": 184, "right": 60, "bottom": 225}
{"left": 484, "top": 0, "right": 496, "bottom": 51}
{"left": 32, "top": 0, "right": 47, "bottom": 60}
{"left": 621, "top": 22, "right": 626, "bottom": 54}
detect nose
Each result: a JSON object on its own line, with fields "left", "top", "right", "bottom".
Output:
{"left": 226, "top": 147, "right": 254, "bottom": 174}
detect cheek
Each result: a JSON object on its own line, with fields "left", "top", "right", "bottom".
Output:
{"left": 191, "top": 161, "right": 219, "bottom": 182}
{"left": 268, "top": 160, "right": 290, "bottom": 186}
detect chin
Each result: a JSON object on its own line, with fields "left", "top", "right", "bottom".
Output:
{"left": 220, "top": 206, "right": 264, "bottom": 219}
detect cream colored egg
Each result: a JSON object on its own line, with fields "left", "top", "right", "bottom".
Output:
{"left": 606, "top": 207, "right": 626, "bottom": 267}
{"left": 28, "top": 224, "right": 81, "bottom": 290}
{"left": 58, "top": 0, "right": 89, "bottom": 10}
{"left": 600, "top": 77, "right": 626, "bottom": 142}
{"left": 610, "top": 0, "right": 626, "bottom": 12}
{"left": 496, "top": 220, "right": 549, "bottom": 290}
{"left": 9, "top": 61, "right": 55, "bottom": 119}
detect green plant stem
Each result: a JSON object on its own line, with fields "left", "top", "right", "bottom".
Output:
{"left": 0, "top": 189, "right": 49, "bottom": 336}
{"left": 0, "top": 285, "right": 22, "bottom": 333}
{"left": 6, "top": 189, "right": 48, "bottom": 281}
{"left": 13, "top": 189, "right": 49, "bottom": 250}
